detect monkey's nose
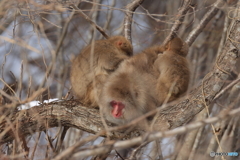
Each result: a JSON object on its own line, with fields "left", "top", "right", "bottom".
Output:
{"left": 110, "top": 100, "right": 118, "bottom": 106}
{"left": 110, "top": 101, "right": 125, "bottom": 118}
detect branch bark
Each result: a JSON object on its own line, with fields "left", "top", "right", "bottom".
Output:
{"left": 163, "top": 0, "right": 192, "bottom": 45}
{"left": 185, "top": 0, "right": 226, "bottom": 46}
{"left": 123, "top": 0, "right": 144, "bottom": 42}
{"left": 56, "top": 107, "right": 240, "bottom": 159}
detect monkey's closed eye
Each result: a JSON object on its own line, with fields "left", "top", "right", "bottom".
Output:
{"left": 134, "top": 90, "right": 139, "bottom": 98}
{"left": 103, "top": 67, "right": 115, "bottom": 74}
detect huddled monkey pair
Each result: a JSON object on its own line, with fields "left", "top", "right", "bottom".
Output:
{"left": 71, "top": 36, "right": 133, "bottom": 108}
{"left": 70, "top": 36, "right": 190, "bottom": 126}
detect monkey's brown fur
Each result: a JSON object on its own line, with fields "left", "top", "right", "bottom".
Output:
{"left": 99, "top": 47, "right": 159, "bottom": 125}
{"left": 70, "top": 36, "right": 133, "bottom": 107}
{"left": 99, "top": 37, "right": 190, "bottom": 126}
{"left": 154, "top": 37, "right": 190, "bottom": 103}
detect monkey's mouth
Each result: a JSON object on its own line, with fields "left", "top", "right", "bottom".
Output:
{"left": 112, "top": 110, "right": 122, "bottom": 118}
{"left": 110, "top": 100, "right": 125, "bottom": 118}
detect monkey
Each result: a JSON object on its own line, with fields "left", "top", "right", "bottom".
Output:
{"left": 70, "top": 36, "right": 133, "bottom": 107}
{"left": 98, "top": 36, "right": 190, "bottom": 126}
{"left": 96, "top": 37, "right": 190, "bottom": 159}
{"left": 98, "top": 46, "right": 160, "bottom": 126}
{"left": 154, "top": 37, "right": 190, "bottom": 103}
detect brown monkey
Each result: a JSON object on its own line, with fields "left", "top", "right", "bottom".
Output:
{"left": 70, "top": 36, "right": 133, "bottom": 107}
{"left": 98, "top": 37, "right": 190, "bottom": 126}
{"left": 154, "top": 37, "right": 190, "bottom": 103}
{"left": 98, "top": 47, "right": 159, "bottom": 125}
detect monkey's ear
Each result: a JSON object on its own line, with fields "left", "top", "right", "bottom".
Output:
{"left": 116, "top": 41, "right": 123, "bottom": 47}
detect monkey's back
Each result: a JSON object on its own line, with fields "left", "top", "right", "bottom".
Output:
{"left": 154, "top": 51, "right": 190, "bottom": 102}
{"left": 70, "top": 39, "right": 131, "bottom": 106}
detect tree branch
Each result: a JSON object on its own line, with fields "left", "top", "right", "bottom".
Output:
{"left": 123, "top": 0, "right": 145, "bottom": 42}
{"left": 185, "top": 0, "right": 226, "bottom": 46}
{"left": 38, "top": 9, "right": 75, "bottom": 89}
{"left": 56, "top": 106, "right": 240, "bottom": 159}
{"left": 70, "top": 4, "right": 109, "bottom": 39}
{"left": 163, "top": 0, "right": 193, "bottom": 45}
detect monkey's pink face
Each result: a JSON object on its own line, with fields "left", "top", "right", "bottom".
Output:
{"left": 99, "top": 67, "right": 151, "bottom": 125}
{"left": 101, "top": 96, "right": 144, "bottom": 125}
{"left": 110, "top": 100, "right": 125, "bottom": 118}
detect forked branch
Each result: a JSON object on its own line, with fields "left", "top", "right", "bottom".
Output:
{"left": 123, "top": 0, "right": 145, "bottom": 42}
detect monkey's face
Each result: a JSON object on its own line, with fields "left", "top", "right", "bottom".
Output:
{"left": 99, "top": 71, "right": 147, "bottom": 125}
{"left": 109, "top": 100, "right": 125, "bottom": 118}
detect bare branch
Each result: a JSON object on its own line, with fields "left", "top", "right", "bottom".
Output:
{"left": 185, "top": 0, "right": 226, "bottom": 46}
{"left": 123, "top": 0, "right": 145, "bottom": 42}
{"left": 213, "top": 74, "right": 240, "bottom": 101}
{"left": 99, "top": 0, "right": 116, "bottom": 39}
{"left": 163, "top": 0, "right": 193, "bottom": 45}
{"left": 59, "top": 106, "right": 240, "bottom": 159}
{"left": 70, "top": 4, "right": 109, "bottom": 39}
{"left": 38, "top": 10, "right": 75, "bottom": 89}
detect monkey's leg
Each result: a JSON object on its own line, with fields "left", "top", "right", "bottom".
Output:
{"left": 156, "top": 79, "right": 178, "bottom": 104}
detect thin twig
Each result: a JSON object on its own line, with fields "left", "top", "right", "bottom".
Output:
{"left": 216, "top": 12, "right": 230, "bottom": 57}
{"left": 38, "top": 8, "right": 75, "bottom": 90}
{"left": 201, "top": 73, "right": 225, "bottom": 160}
{"left": 88, "top": 0, "right": 101, "bottom": 42}
{"left": 186, "top": 0, "right": 226, "bottom": 46}
{"left": 0, "top": 36, "right": 40, "bottom": 53}
{"left": 52, "top": 130, "right": 106, "bottom": 160}
{"left": 213, "top": 75, "right": 240, "bottom": 101}
{"left": 128, "top": 141, "right": 149, "bottom": 160}
{"left": 20, "top": 88, "right": 46, "bottom": 104}
{"left": 30, "top": 132, "right": 41, "bottom": 160}
{"left": 163, "top": 0, "right": 192, "bottom": 45}
{"left": 55, "top": 127, "right": 69, "bottom": 153}
{"left": 19, "top": 61, "right": 23, "bottom": 100}
{"left": 70, "top": 4, "right": 109, "bottom": 39}
{"left": 99, "top": 0, "right": 116, "bottom": 39}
